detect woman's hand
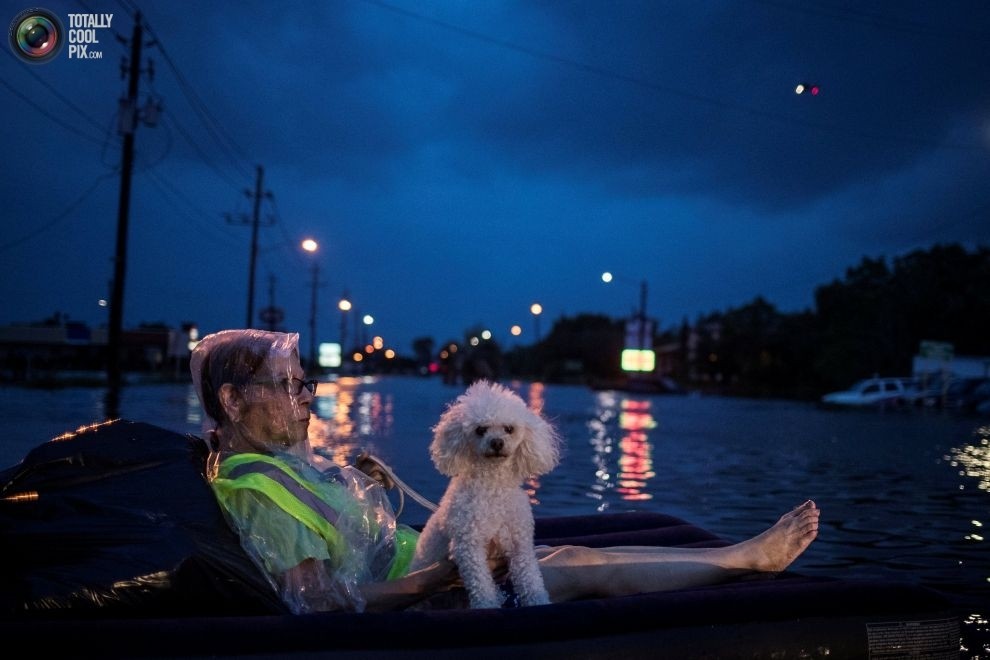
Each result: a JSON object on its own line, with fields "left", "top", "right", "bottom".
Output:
{"left": 359, "top": 557, "right": 462, "bottom": 612}
{"left": 415, "top": 557, "right": 462, "bottom": 591}
{"left": 354, "top": 452, "right": 395, "bottom": 490}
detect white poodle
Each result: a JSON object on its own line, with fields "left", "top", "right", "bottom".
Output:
{"left": 410, "top": 380, "right": 562, "bottom": 608}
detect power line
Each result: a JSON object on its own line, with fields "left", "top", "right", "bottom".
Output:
{"left": 359, "top": 0, "right": 981, "bottom": 152}
{"left": 142, "top": 166, "right": 246, "bottom": 246}
{"left": 0, "top": 170, "right": 118, "bottom": 252}
{"left": 268, "top": 195, "right": 312, "bottom": 269}
{"left": 0, "top": 75, "right": 108, "bottom": 146}
{"left": 749, "top": 0, "right": 990, "bottom": 42}
{"left": 74, "top": 0, "right": 130, "bottom": 46}
{"left": 137, "top": 14, "right": 254, "bottom": 178}
{"left": 160, "top": 113, "right": 246, "bottom": 192}
{"left": 2, "top": 48, "right": 118, "bottom": 140}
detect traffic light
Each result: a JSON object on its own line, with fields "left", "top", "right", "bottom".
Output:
{"left": 795, "top": 83, "right": 820, "bottom": 96}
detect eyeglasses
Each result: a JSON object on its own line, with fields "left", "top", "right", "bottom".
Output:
{"left": 288, "top": 378, "right": 319, "bottom": 396}
{"left": 251, "top": 377, "right": 318, "bottom": 396}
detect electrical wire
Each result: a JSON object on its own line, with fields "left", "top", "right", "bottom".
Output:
{"left": 160, "top": 113, "right": 247, "bottom": 192}
{"left": 138, "top": 16, "right": 254, "bottom": 178}
{"left": 358, "top": 0, "right": 982, "bottom": 152}
{"left": 749, "top": 0, "right": 990, "bottom": 42}
{"left": 0, "top": 169, "right": 118, "bottom": 252}
{"left": 141, "top": 166, "right": 246, "bottom": 247}
{"left": 0, "top": 75, "right": 108, "bottom": 147}
{"left": 1, "top": 48, "right": 118, "bottom": 142}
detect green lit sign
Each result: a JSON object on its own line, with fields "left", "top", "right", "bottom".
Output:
{"left": 621, "top": 349, "right": 655, "bottom": 373}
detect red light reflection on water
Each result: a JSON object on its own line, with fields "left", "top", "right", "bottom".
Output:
{"left": 615, "top": 398, "right": 657, "bottom": 501}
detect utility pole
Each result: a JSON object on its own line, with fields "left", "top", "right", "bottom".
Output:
{"left": 266, "top": 274, "right": 277, "bottom": 331}
{"left": 308, "top": 262, "right": 318, "bottom": 369}
{"left": 107, "top": 12, "right": 152, "bottom": 394}
{"left": 639, "top": 279, "right": 648, "bottom": 352}
{"left": 227, "top": 165, "right": 272, "bottom": 329}
{"left": 246, "top": 165, "right": 263, "bottom": 328}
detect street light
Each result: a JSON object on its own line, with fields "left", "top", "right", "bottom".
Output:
{"left": 362, "top": 314, "right": 374, "bottom": 350}
{"left": 602, "top": 272, "right": 647, "bottom": 338}
{"left": 338, "top": 293, "right": 352, "bottom": 366}
{"left": 301, "top": 238, "right": 319, "bottom": 370}
{"left": 530, "top": 302, "right": 543, "bottom": 343}
{"left": 602, "top": 271, "right": 652, "bottom": 372}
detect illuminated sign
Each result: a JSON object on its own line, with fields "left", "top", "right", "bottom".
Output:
{"left": 319, "top": 342, "right": 341, "bottom": 368}
{"left": 621, "top": 349, "right": 655, "bottom": 373}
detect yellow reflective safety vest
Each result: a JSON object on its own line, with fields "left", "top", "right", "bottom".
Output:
{"left": 211, "top": 452, "right": 415, "bottom": 581}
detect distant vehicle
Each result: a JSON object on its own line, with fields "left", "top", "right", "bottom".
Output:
{"left": 903, "top": 375, "right": 951, "bottom": 408}
{"left": 942, "top": 377, "right": 990, "bottom": 412}
{"left": 820, "top": 377, "right": 915, "bottom": 408}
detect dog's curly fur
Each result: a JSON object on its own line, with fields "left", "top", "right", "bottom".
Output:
{"left": 409, "top": 380, "right": 562, "bottom": 608}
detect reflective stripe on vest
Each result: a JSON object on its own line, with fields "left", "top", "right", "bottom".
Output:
{"left": 215, "top": 453, "right": 346, "bottom": 560}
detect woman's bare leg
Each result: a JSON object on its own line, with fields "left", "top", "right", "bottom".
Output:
{"left": 537, "top": 501, "right": 820, "bottom": 602}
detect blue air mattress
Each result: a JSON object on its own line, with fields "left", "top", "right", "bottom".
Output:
{"left": 0, "top": 420, "right": 960, "bottom": 658}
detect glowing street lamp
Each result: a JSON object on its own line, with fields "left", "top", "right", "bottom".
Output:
{"left": 362, "top": 314, "right": 375, "bottom": 349}
{"left": 338, "top": 294, "right": 352, "bottom": 363}
{"left": 301, "top": 238, "right": 319, "bottom": 370}
{"left": 602, "top": 272, "right": 647, "bottom": 336}
{"left": 530, "top": 302, "right": 543, "bottom": 343}
{"left": 602, "top": 271, "right": 653, "bottom": 373}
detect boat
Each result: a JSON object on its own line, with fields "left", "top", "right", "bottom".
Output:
{"left": 0, "top": 419, "right": 960, "bottom": 658}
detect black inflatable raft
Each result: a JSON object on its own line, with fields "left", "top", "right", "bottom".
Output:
{"left": 0, "top": 420, "right": 960, "bottom": 658}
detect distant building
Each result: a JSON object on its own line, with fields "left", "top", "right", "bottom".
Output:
{"left": 0, "top": 318, "right": 195, "bottom": 383}
{"left": 913, "top": 354, "right": 990, "bottom": 380}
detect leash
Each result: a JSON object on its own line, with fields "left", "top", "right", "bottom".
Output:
{"left": 357, "top": 452, "right": 439, "bottom": 518}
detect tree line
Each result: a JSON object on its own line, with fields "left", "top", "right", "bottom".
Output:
{"left": 504, "top": 243, "right": 990, "bottom": 400}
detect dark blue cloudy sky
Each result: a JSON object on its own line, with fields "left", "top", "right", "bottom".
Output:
{"left": 3, "top": 0, "right": 989, "bottom": 355}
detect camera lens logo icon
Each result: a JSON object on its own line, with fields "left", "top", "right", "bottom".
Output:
{"left": 9, "top": 8, "right": 64, "bottom": 64}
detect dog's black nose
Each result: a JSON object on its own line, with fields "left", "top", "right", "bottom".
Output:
{"left": 489, "top": 437, "right": 504, "bottom": 453}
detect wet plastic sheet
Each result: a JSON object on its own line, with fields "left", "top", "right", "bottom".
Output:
{"left": 0, "top": 419, "right": 285, "bottom": 617}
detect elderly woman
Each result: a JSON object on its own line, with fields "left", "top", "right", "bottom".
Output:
{"left": 191, "top": 329, "right": 820, "bottom": 614}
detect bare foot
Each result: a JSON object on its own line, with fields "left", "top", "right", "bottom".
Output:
{"left": 735, "top": 500, "right": 820, "bottom": 572}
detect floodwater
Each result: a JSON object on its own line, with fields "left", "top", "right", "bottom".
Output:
{"left": 1, "top": 375, "right": 988, "bottom": 655}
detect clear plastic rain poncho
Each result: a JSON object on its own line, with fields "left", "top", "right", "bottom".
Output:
{"left": 190, "top": 329, "right": 414, "bottom": 613}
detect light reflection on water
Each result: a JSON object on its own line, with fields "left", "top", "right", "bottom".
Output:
{"left": 948, "top": 425, "right": 990, "bottom": 494}
{"left": 586, "top": 392, "right": 659, "bottom": 506}
{"left": 0, "top": 376, "right": 987, "bottom": 653}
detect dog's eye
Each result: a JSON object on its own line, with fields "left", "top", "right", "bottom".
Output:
{"left": 504, "top": 425, "right": 514, "bottom": 434}
{"left": 475, "top": 426, "right": 487, "bottom": 437}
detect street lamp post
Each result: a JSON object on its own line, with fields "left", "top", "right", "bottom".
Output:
{"left": 603, "top": 272, "right": 653, "bottom": 375}
{"left": 602, "top": 272, "right": 648, "bottom": 349}
{"left": 338, "top": 294, "right": 352, "bottom": 368}
{"left": 636, "top": 279, "right": 648, "bottom": 352}
{"left": 301, "top": 238, "right": 319, "bottom": 371}
{"left": 530, "top": 302, "right": 543, "bottom": 343}
{"left": 362, "top": 314, "right": 374, "bottom": 349}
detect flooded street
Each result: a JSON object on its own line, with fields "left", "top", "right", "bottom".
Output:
{"left": 2, "top": 375, "right": 987, "bottom": 654}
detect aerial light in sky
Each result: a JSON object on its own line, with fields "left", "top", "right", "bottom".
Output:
{"left": 795, "top": 83, "right": 820, "bottom": 96}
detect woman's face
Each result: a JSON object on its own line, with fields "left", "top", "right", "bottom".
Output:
{"left": 236, "top": 350, "right": 313, "bottom": 453}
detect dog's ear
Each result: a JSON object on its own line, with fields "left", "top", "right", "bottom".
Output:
{"left": 430, "top": 404, "right": 469, "bottom": 477}
{"left": 511, "top": 410, "right": 561, "bottom": 478}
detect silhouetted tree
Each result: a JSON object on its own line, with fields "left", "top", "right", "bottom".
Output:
{"left": 539, "top": 314, "right": 623, "bottom": 381}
